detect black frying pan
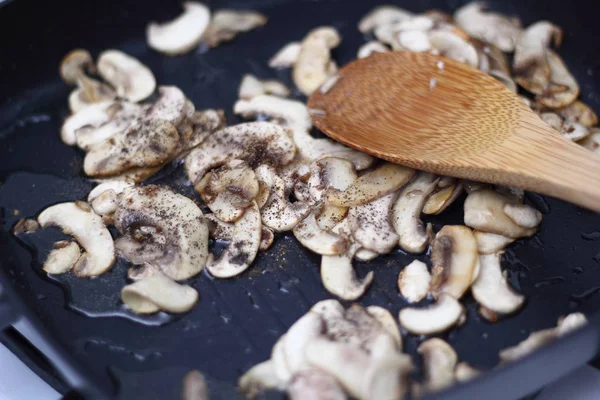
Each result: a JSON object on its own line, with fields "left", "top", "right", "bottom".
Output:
{"left": 1, "top": 0, "right": 600, "bottom": 399}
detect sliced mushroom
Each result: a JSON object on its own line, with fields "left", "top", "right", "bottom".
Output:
{"left": 538, "top": 50, "right": 579, "bottom": 108}
{"left": 430, "top": 226, "right": 478, "bottom": 300}
{"left": 499, "top": 313, "right": 587, "bottom": 362}
{"left": 357, "top": 41, "right": 389, "bottom": 59}
{"left": 454, "top": 362, "right": 481, "bottom": 382}
{"left": 146, "top": 2, "right": 211, "bottom": 55}
{"left": 60, "top": 48, "right": 94, "bottom": 85}
{"left": 316, "top": 205, "right": 348, "bottom": 230}
{"left": 423, "top": 179, "right": 464, "bottom": 215}
{"left": 181, "top": 109, "right": 227, "bottom": 154}
{"left": 38, "top": 202, "right": 115, "bottom": 277}
{"left": 203, "top": 9, "right": 267, "bottom": 48}
{"left": 398, "top": 293, "right": 465, "bottom": 335}
{"left": 12, "top": 218, "right": 39, "bottom": 235}
{"left": 283, "top": 311, "right": 325, "bottom": 374}
{"left": 366, "top": 306, "right": 403, "bottom": 348}
{"left": 415, "top": 338, "right": 457, "bottom": 396}
{"left": 185, "top": 121, "right": 296, "bottom": 185}
{"left": 238, "top": 74, "right": 290, "bottom": 100}
{"left": 205, "top": 213, "right": 273, "bottom": 251}
{"left": 464, "top": 189, "right": 538, "bottom": 238}
{"left": 579, "top": 131, "right": 600, "bottom": 154}
{"left": 127, "top": 264, "right": 160, "bottom": 281}
{"left": 96, "top": 50, "right": 155, "bottom": 102}
{"left": 88, "top": 181, "right": 133, "bottom": 202}
{"left": 61, "top": 101, "right": 122, "bottom": 146}
{"left": 255, "top": 165, "right": 311, "bottom": 232}
{"left": 90, "top": 189, "right": 119, "bottom": 217}
{"left": 114, "top": 185, "right": 209, "bottom": 281}
{"left": 239, "top": 360, "right": 285, "bottom": 399}
{"left": 293, "top": 27, "right": 341, "bottom": 96}
{"left": 454, "top": 2, "right": 522, "bottom": 52}
{"left": 358, "top": 6, "right": 413, "bottom": 34}
{"left": 43, "top": 241, "right": 81, "bottom": 274}
{"left": 206, "top": 202, "right": 261, "bottom": 278}
{"left": 327, "top": 163, "right": 415, "bottom": 207}
{"left": 288, "top": 370, "right": 346, "bottom": 400}
{"left": 557, "top": 100, "right": 598, "bottom": 127}
{"left": 293, "top": 211, "right": 349, "bottom": 256}
{"left": 269, "top": 42, "right": 301, "bottom": 69}
{"left": 429, "top": 30, "right": 479, "bottom": 67}
{"left": 398, "top": 260, "right": 431, "bottom": 303}
{"left": 182, "top": 370, "right": 209, "bottom": 400}
{"left": 503, "top": 203, "right": 543, "bottom": 229}
{"left": 308, "top": 157, "right": 357, "bottom": 202}
{"left": 472, "top": 252, "right": 525, "bottom": 318}
{"left": 541, "top": 112, "right": 590, "bottom": 141}
{"left": 321, "top": 242, "right": 373, "bottom": 301}
{"left": 392, "top": 172, "right": 438, "bottom": 253}
{"left": 348, "top": 193, "right": 398, "bottom": 254}
{"left": 473, "top": 231, "right": 515, "bottom": 254}
{"left": 121, "top": 274, "right": 198, "bottom": 314}
{"left": 271, "top": 335, "right": 293, "bottom": 383}
{"left": 354, "top": 248, "right": 379, "bottom": 262}
{"left": 398, "top": 30, "right": 432, "bottom": 52}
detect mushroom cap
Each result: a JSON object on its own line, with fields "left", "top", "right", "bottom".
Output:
{"left": 97, "top": 50, "right": 156, "bottom": 102}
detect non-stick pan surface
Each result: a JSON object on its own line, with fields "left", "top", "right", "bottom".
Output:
{"left": 1, "top": 0, "right": 600, "bottom": 399}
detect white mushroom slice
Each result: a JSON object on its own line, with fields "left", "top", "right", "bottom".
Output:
{"left": 541, "top": 51, "right": 580, "bottom": 108}
{"left": 415, "top": 338, "right": 457, "bottom": 396}
{"left": 366, "top": 306, "right": 402, "bottom": 348}
{"left": 423, "top": 180, "right": 464, "bottom": 215}
{"left": 288, "top": 370, "right": 346, "bottom": 400}
{"left": 327, "top": 163, "right": 415, "bottom": 207}
{"left": 206, "top": 202, "right": 261, "bottom": 278}
{"left": 68, "top": 85, "right": 117, "bottom": 114}
{"left": 454, "top": 2, "right": 522, "bottom": 52}
{"left": 474, "top": 231, "right": 515, "bottom": 254}
{"left": 454, "top": 362, "right": 481, "bottom": 382}
{"left": 271, "top": 336, "right": 293, "bottom": 383}
{"left": 203, "top": 9, "right": 267, "bottom": 48}
{"left": 182, "top": 370, "right": 209, "bottom": 400}
{"left": 293, "top": 211, "right": 349, "bottom": 256}
{"left": 88, "top": 181, "right": 133, "bottom": 202}
{"left": 579, "top": 131, "right": 600, "bottom": 154}
{"left": 146, "top": 2, "right": 211, "bottom": 55}
{"left": 392, "top": 172, "right": 438, "bottom": 253}
{"left": 293, "top": 27, "right": 341, "bottom": 96}
{"left": 121, "top": 274, "right": 198, "bottom": 314}
{"left": 503, "top": 203, "right": 543, "bottom": 229}
{"left": 43, "top": 241, "right": 81, "bottom": 274}
{"left": 396, "top": 15, "right": 435, "bottom": 31}
{"left": 398, "top": 30, "right": 431, "bottom": 52}
{"left": 283, "top": 312, "right": 324, "bottom": 374}
{"left": 430, "top": 226, "right": 479, "bottom": 300}
{"left": 59, "top": 48, "right": 94, "bottom": 84}
{"left": 239, "top": 360, "right": 285, "bottom": 398}
{"left": 558, "top": 101, "right": 598, "bottom": 127}
{"left": 84, "top": 119, "right": 179, "bottom": 177}
{"left": 60, "top": 100, "right": 115, "bottom": 146}
{"left": 499, "top": 313, "right": 587, "bottom": 362}
{"left": 321, "top": 243, "right": 374, "bottom": 301}
{"left": 185, "top": 122, "right": 296, "bottom": 185}
{"left": 398, "top": 260, "right": 431, "bottom": 303}
{"left": 357, "top": 41, "right": 389, "bottom": 59}
{"left": 12, "top": 219, "right": 40, "bottom": 235}
{"left": 90, "top": 189, "right": 119, "bottom": 216}
{"left": 464, "top": 189, "right": 537, "bottom": 238}
{"left": 316, "top": 205, "right": 348, "bottom": 231}
{"left": 541, "top": 112, "right": 590, "bottom": 142}
{"left": 472, "top": 252, "right": 525, "bottom": 317}
{"left": 358, "top": 6, "right": 413, "bottom": 33}
{"left": 348, "top": 193, "right": 398, "bottom": 254}
{"left": 127, "top": 264, "right": 160, "bottom": 281}
{"left": 398, "top": 293, "right": 465, "bottom": 335}
{"left": 429, "top": 30, "right": 479, "bottom": 67}
{"left": 205, "top": 214, "right": 273, "bottom": 251}
{"left": 38, "top": 202, "right": 115, "bottom": 277}
{"left": 354, "top": 248, "right": 378, "bottom": 262}
{"left": 184, "top": 109, "right": 227, "bottom": 152}
{"left": 238, "top": 74, "right": 290, "bottom": 100}
{"left": 96, "top": 50, "right": 156, "bottom": 102}
{"left": 114, "top": 185, "right": 209, "bottom": 281}
{"left": 268, "top": 42, "right": 301, "bottom": 69}
{"left": 308, "top": 157, "right": 357, "bottom": 202}
{"left": 233, "top": 95, "right": 374, "bottom": 170}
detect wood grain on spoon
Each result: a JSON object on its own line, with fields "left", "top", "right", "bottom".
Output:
{"left": 308, "top": 52, "right": 600, "bottom": 213}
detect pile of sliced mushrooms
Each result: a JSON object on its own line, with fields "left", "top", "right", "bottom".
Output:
{"left": 13, "top": 2, "right": 597, "bottom": 399}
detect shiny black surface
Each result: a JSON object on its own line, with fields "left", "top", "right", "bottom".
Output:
{"left": 1, "top": 0, "right": 600, "bottom": 399}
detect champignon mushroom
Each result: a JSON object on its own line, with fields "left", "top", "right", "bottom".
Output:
{"left": 38, "top": 202, "right": 115, "bottom": 277}
{"left": 43, "top": 241, "right": 81, "bottom": 274}
{"left": 182, "top": 370, "right": 209, "bottom": 400}
{"left": 114, "top": 185, "right": 209, "bottom": 281}
{"left": 283, "top": 311, "right": 325, "bottom": 374}
{"left": 429, "top": 30, "right": 479, "bottom": 67}
{"left": 206, "top": 213, "right": 273, "bottom": 251}
{"left": 348, "top": 193, "right": 399, "bottom": 254}
{"left": 203, "top": 9, "right": 267, "bottom": 48}
{"left": 357, "top": 41, "right": 389, "bottom": 59}
{"left": 238, "top": 74, "right": 290, "bottom": 100}
{"left": 358, "top": 6, "right": 413, "bottom": 34}
{"left": 473, "top": 231, "right": 515, "bottom": 254}
{"left": 541, "top": 112, "right": 590, "bottom": 141}
{"left": 398, "top": 30, "right": 432, "bottom": 52}
{"left": 185, "top": 121, "right": 296, "bottom": 185}
{"left": 293, "top": 211, "right": 350, "bottom": 256}
{"left": 12, "top": 218, "right": 39, "bottom": 235}
{"left": 88, "top": 181, "right": 133, "bottom": 202}
{"left": 423, "top": 179, "right": 464, "bottom": 215}
{"left": 60, "top": 49, "right": 95, "bottom": 85}
{"left": 146, "top": 2, "right": 211, "bottom": 55}
{"left": 121, "top": 274, "right": 199, "bottom": 314}
{"left": 557, "top": 100, "right": 598, "bottom": 127}
{"left": 471, "top": 252, "right": 525, "bottom": 318}
{"left": 316, "top": 205, "right": 348, "bottom": 230}
{"left": 321, "top": 243, "right": 374, "bottom": 301}
{"left": 269, "top": 42, "right": 301, "bottom": 69}
{"left": 464, "top": 189, "right": 539, "bottom": 238}
{"left": 184, "top": 109, "right": 227, "bottom": 152}
{"left": 499, "top": 313, "right": 587, "bottom": 362}
{"left": 293, "top": 27, "right": 341, "bottom": 96}
{"left": 398, "top": 293, "right": 465, "bottom": 335}
{"left": 96, "top": 50, "right": 156, "bottom": 102}
{"left": 239, "top": 360, "right": 285, "bottom": 399}
{"left": 205, "top": 202, "right": 262, "bottom": 278}
{"left": 414, "top": 338, "right": 457, "bottom": 396}
{"left": 392, "top": 172, "right": 438, "bottom": 253}
{"left": 288, "top": 370, "right": 346, "bottom": 400}
{"left": 579, "top": 131, "right": 600, "bottom": 154}
{"left": 398, "top": 260, "right": 431, "bottom": 303}
{"left": 366, "top": 305, "right": 403, "bottom": 348}
{"left": 327, "top": 163, "right": 415, "bottom": 207}
{"left": 308, "top": 157, "right": 357, "bottom": 203}
{"left": 503, "top": 203, "right": 543, "bottom": 229}
{"left": 430, "top": 226, "right": 479, "bottom": 300}
{"left": 454, "top": 362, "right": 481, "bottom": 382}
{"left": 454, "top": 2, "right": 522, "bottom": 52}
{"left": 271, "top": 335, "right": 293, "bottom": 383}
{"left": 89, "top": 189, "right": 119, "bottom": 217}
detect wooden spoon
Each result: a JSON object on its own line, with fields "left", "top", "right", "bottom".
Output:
{"left": 308, "top": 52, "right": 600, "bottom": 213}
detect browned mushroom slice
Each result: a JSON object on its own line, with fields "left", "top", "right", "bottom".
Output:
{"left": 121, "top": 274, "right": 199, "bottom": 314}
{"left": 541, "top": 112, "right": 590, "bottom": 141}
{"left": 185, "top": 121, "right": 296, "bottom": 185}
{"left": 392, "top": 172, "right": 438, "bottom": 253}
{"left": 327, "top": 163, "right": 415, "bottom": 207}
{"left": 204, "top": 9, "right": 267, "bottom": 48}
{"left": 114, "top": 185, "right": 209, "bottom": 281}
{"left": 414, "top": 338, "right": 457, "bottom": 396}
{"left": 464, "top": 189, "right": 539, "bottom": 238}
{"left": 43, "top": 241, "right": 81, "bottom": 275}
{"left": 293, "top": 211, "right": 350, "bottom": 256}
{"left": 358, "top": 6, "right": 413, "bottom": 34}
{"left": 472, "top": 252, "right": 525, "bottom": 319}
{"left": 349, "top": 193, "right": 398, "bottom": 254}
{"left": 269, "top": 42, "right": 301, "bottom": 69}
{"left": 399, "top": 293, "right": 465, "bottom": 335}
{"left": 398, "top": 260, "right": 431, "bottom": 303}
{"left": 293, "top": 27, "right": 341, "bottom": 95}
{"left": 12, "top": 218, "right": 39, "bottom": 235}
{"left": 97, "top": 50, "right": 156, "bottom": 102}
{"left": 557, "top": 101, "right": 598, "bottom": 127}
{"left": 205, "top": 213, "right": 273, "bottom": 251}
{"left": 537, "top": 50, "right": 579, "bottom": 108}
{"left": 579, "top": 130, "right": 600, "bottom": 154}
{"left": 454, "top": 2, "right": 522, "bottom": 52}
{"left": 423, "top": 178, "right": 464, "bottom": 215}
{"left": 473, "top": 231, "right": 515, "bottom": 254}
{"left": 308, "top": 157, "right": 357, "bottom": 202}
